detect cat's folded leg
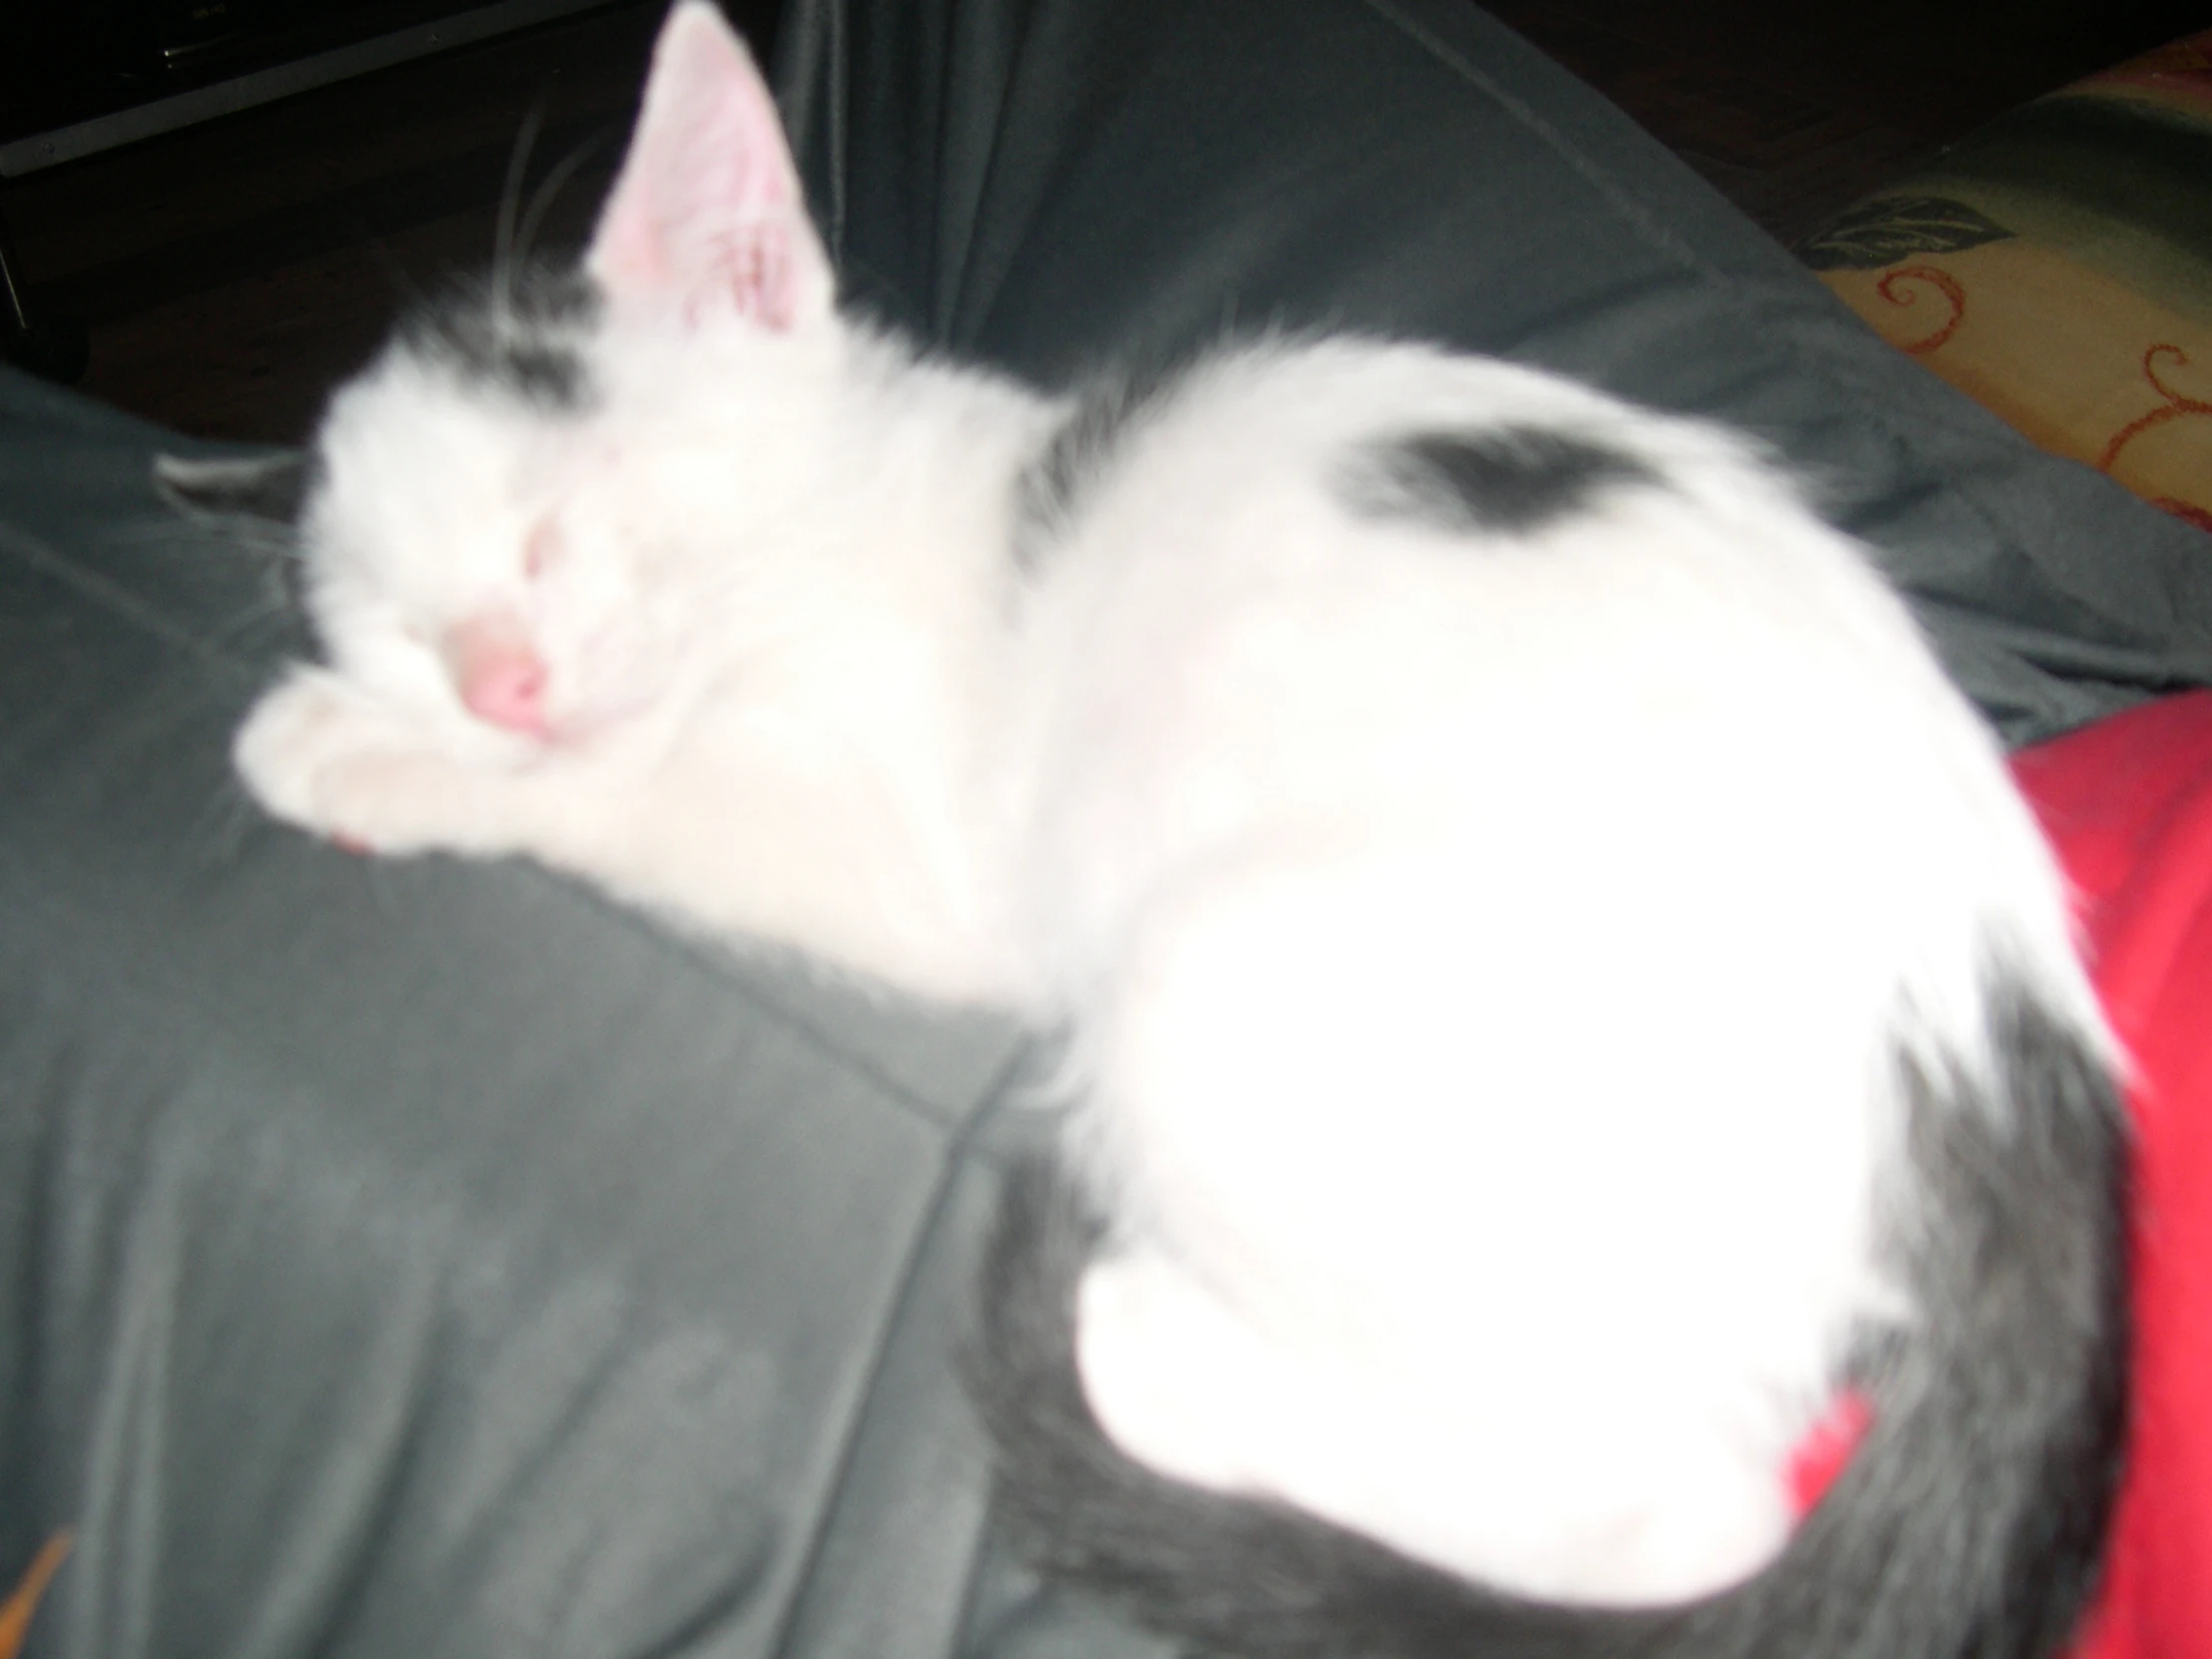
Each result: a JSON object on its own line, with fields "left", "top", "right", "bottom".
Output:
{"left": 1072, "top": 1228, "right": 1796, "bottom": 1606}
{"left": 1074, "top": 1248, "right": 1290, "bottom": 1496}
{"left": 234, "top": 665, "right": 591, "bottom": 858}
{"left": 237, "top": 665, "right": 1014, "bottom": 997}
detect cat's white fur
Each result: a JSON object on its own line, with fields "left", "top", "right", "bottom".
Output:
{"left": 235, "top": 0, "right": 2109, "bottom": 1608}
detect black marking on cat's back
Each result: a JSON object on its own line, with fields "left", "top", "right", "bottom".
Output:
{"left": 1012, "top": 354, "right": 1194, "bottom": 573}
{"left": 401, "top": 265, "right": 603, "bottom": 411}
{"left": 1342, "top": 425, "right": 1660, "bottom": 536}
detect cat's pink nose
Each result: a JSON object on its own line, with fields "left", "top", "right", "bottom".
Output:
{"left": 462, "top": 652, "right": 549, "bottom": 733}
{"left": 446, "top": 616, "right": 550, "bottom": 735}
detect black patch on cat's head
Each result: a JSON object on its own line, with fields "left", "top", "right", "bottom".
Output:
{"left": 400, "top": 265, "right": 603, "bottom": 411}
{"left": 1012, "top": 352, "right": 1196, "bottom": 573}
{"left": 1341, "top": 425, "right": 1660, "bottom": 536}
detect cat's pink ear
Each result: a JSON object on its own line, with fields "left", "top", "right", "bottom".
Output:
{"left": 586, "top": 1, "right": 833, "bottom": 330}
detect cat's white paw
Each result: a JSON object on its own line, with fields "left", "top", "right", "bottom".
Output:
{"left": 234, "top": 668, "right": 494, "bottom": 855}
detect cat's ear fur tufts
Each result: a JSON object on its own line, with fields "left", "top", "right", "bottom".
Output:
{"left": 585, "top": 0, "right": 834, "bottom": 331}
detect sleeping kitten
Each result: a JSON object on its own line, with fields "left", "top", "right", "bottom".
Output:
{"left": 183, "top": 4, "right": 2127, "bottom": 1655}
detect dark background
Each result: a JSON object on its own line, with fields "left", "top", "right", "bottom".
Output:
{"left": 0, "top": 0, "right": 2202, "bottom": 442}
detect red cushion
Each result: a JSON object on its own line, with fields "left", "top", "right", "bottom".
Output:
{"left": 2012, "top": 690, "right": 2212, "bottom": 1658}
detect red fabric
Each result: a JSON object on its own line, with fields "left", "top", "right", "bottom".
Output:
{"left": 2010, "top": 690, "right": 2212, "bottom": 1659}
{"left": 1786, "top": 1389, "right": 1873, "bottom": 1518}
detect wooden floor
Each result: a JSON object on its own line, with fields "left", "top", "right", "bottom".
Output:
{"left": 1, "top": 0, "right": 2201, "bottom": 444}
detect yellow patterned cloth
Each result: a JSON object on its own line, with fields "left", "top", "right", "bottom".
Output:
{"left": 1805, "top": 33, "right": 2212, "bottom": 534}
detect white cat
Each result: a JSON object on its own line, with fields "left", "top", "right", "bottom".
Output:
{"left": 190, "top": 5, "right": 2126, "bottom": 1655}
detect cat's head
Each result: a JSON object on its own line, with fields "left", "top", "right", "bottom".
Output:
{"left": 174, "top": 1, "right": 837, "bottom": 751}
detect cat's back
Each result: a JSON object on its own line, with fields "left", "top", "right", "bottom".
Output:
{"left": 1004, "top": 338, "right": 2097, "bottom": 1237}
{"left": 1008, "top": 336, "right": 2042, "bottom": 916}
{"left": 1017, "top": 336, "right": 1952, "bottom": 748}
{"left": 990, "top": 339, "right": 2111, "bottom": 1610}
